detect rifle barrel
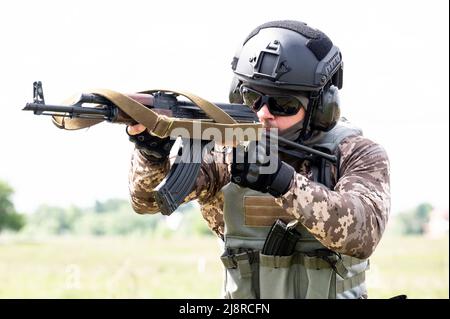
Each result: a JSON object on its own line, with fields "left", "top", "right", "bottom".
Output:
{"left": 23, "top": 103, "right": 111, "bottom": 118}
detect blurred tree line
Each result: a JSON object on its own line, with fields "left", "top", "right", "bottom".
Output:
{"left": 0, "top": 179, "right": 211, "bottom": 237}
{"left": 0, "top": 178, "right": 439, "bottom": 237}
{"left": 395, "top": 202, "right": 434, "bottom": 235}
{"left": 0, "top": 180, "right": 25, "bottom": 232}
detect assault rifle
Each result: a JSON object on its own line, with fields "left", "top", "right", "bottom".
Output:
{"left": 23, "top": 81, "right": 337, "bottom": 215}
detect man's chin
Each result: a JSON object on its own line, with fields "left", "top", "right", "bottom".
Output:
{"left": 263, "top": 127, "right": 280, "bottom": 135}
{"left": 262, "top": 123, "right": 278, "bottom": 130}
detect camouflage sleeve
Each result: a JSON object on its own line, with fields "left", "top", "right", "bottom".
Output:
{"left": 128, "top": 147, "right": 170, "bottom": 214}
{"left": 275, "top": 135, "right": 391, "bottom": 259}
{"left": 183, "top": 146, "right": 230, "bottom": 238}
{"left": 199, "top": 191, "right": 226, "bottom": 238}
{"left": 183, "top": 145, "right": 231, "bottom": 204}
{"left": 129, "top": 145, "right": 229, "bottom": 236}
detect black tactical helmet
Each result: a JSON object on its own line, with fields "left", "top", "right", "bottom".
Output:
{"left": 230, "top": 20, "right": 344, "bottom": 135}
{"left": 231, "top": 20, "right": 343, "bottom": 92}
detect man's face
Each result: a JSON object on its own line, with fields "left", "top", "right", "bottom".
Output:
{"left": 256, "top": 104, "right": 305, "bottom": 131}
{"left": 240, "top": 84, "right": 307, "bottom": 132}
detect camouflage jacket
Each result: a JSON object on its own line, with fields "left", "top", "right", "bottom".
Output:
{"left": 128, "top": 134, "right": 390, "bottom": 259}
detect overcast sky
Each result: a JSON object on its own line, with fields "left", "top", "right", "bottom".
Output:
{"left": 0, "top": 0, "right": 448, "bottom": 215}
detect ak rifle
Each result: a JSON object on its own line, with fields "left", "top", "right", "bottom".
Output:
{"left": 23, "top": 81, "right": 337, "bottom": 215}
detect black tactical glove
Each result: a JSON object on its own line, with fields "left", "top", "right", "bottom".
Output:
{"left": 127, "top": 128, "right": 174, "bottom": 163}
{"left": 231, "top": 140, "right": 295, "bottom": 197}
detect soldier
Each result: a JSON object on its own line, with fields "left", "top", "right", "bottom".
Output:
{"left": 127, "top": 20, "right": 390, "bottom": 299}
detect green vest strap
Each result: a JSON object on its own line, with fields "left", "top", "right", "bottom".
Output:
{"left": 336, "top": 272, "right": 366, "bottom": 294}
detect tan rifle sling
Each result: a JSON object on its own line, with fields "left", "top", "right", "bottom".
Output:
{"left": 52, "top": 88, "right": 263, "bottom": 145}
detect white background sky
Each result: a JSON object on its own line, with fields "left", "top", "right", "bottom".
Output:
{"left": 0, "top": 0, "right": 448, "bottom": 215}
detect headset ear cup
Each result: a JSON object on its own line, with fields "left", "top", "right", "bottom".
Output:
{"left": 311, "top": 85, "right": 340, "bottom": 131}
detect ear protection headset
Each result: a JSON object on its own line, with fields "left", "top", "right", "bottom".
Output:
{"left": 310, "top": 84, "right": 340, "bottom": 132}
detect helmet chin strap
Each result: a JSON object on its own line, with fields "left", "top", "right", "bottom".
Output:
{"left": 298, "top": 89, "right": 322, "bottom": 142}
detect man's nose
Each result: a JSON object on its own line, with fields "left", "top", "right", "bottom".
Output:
{"left": 257, "top": 104, "right": 275, "bottom": 120}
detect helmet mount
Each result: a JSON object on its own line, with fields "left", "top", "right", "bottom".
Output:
{"left": 248, "top": 39, "right": 292, "bottom": 82}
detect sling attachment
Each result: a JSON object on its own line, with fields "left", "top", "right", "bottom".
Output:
{"left": 311, "top": 249, "right": 349, "bottom": 279}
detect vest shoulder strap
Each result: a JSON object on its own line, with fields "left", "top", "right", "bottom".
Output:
{"left": 306, "top": 117, "right": 363, "bottom": 188}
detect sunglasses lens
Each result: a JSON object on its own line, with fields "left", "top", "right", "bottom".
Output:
{"left": 241, "top": 86, "right": 303, "bottom": 116}
{"left": 269, "top": 96, "right": 302, "bottom": 115}
{"left": 241, "top": 89, "right": 262, "bottom": 110}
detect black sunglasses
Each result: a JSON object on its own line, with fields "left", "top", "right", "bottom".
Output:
{"left": 239, "top": 86, "right": 305, "bottom": 116}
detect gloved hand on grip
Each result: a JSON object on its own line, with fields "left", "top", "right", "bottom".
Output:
{"left": 230, "top": 137, "right": 295, "bottom": 197}
{"left": 127, "top": 124, "right": 174, "bottom": 163}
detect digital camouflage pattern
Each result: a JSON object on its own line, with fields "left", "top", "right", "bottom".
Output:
{"left": 129, "top": 134, "right": 390, "bottom": 259}
{"left": 128, "top": 150, "right": 169, "bottom": 213}
{"left": 129, "top": 145, "right": 230, "bottom": 237}
{"left": 275, "top": 135, "right": 390, "bottom": 259}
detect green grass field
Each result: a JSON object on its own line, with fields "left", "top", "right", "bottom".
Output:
{"left": 0, "top": 234, "right": 448, "bottom": 299}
